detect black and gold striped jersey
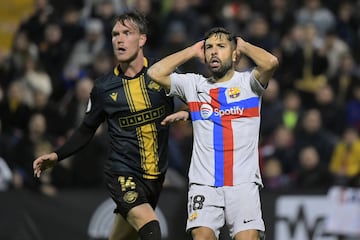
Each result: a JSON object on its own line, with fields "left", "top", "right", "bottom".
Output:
{"left": 83, "top": 58, "right": 174, "bottom": 179}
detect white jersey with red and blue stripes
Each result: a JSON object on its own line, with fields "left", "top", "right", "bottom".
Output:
{"left": 169, "top": 70, "right": 265, "bottom": 187}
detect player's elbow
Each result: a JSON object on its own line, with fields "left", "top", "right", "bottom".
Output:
{"left": 267, "top": 55, "right": 279, "bottom": 71}
{"left": 147, "top": 66, "right": 170, "bottom": 87}
{"left": 147, "top": 66, "right": 159, "bottom": 81}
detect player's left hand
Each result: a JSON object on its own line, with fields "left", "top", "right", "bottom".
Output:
{"left": 161, "top": 110, "right": 190, "bottom": 125}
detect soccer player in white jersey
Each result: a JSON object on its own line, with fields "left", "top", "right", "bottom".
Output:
{"left": 148, "top": 27, "right": 278, "bottom": 240}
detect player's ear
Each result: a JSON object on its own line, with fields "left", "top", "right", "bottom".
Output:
{"left": 139, "top": 34, "right": 147, "bottom": 48}
{"left": 232, "top": 49, "right": 237, "bottom": 62}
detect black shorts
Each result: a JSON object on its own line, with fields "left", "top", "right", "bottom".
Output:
{"left": 104, "top": 170, "right": 164, "bottom": 218}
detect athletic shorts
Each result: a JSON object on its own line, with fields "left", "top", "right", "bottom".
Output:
{"left": 186, "top": 182, "right": 265, "bottom": 238}
{"left": 104, "top": 170, "right": 164, "bottom": 218}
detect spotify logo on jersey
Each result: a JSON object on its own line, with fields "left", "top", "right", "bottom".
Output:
{"left": 200, "top": 104, "right": 213, "bottom": 119}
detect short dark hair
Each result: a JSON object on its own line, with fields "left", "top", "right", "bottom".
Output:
{"left": 204, "top": 27, "right": 237, "bottom": 46}
{"left": 113, "top": 11, "right": 148, "bottom": 34}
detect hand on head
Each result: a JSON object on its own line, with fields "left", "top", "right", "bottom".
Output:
{"left": 192, "top": 40, "right": 205, "bottom": 63}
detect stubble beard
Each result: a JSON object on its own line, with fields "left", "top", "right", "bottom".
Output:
{"left": 210, "top": 61, "right": 232, "bottom": 80}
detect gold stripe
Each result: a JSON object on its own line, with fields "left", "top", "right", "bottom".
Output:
{"left": 124, "top": 74, "right": 159, "bottom": 177}
{"left": 139, "top": 74, "right": 152, "bottom": 107}
{"left": 137, "top": 125, "right": 160, "bottom": 178}
{"left": 143, "top": 57, "right": 148, "bottom": 67}
{"left": 123, "top": 78, "right": 135, "bottom": 111}
{"left": 127, "top": 76, "right": 147, "bottom": 110}
{"left": 114, "top": 65, "right": 120, "bottom": 76}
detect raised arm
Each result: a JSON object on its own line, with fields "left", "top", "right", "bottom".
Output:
{"left": 236, "top": 37, "right": 279, "bottom": 86}
{"left": 147, "top": 41, "right": 204, "bottom": 90}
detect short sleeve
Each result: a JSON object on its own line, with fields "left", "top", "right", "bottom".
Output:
{"left": 169, "top": 73, "right": 201, "bottom": 100}
{"left": 250, "top": 70, "right": 266, "bottom": 96}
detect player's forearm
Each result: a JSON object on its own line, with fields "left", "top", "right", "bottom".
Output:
{"left": 240, "top": 42, "right": 278, "bottom": 71}
{"left": 148, "top": 47, "right": 196, "bottom": 89}
{"left": 55, "top": 123, "right": 97, "bottom": 161}
{"left": 239, "top": 42, "right": 279, "bottom": 85}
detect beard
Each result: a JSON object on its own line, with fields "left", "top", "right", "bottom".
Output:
{"left": 208, "top": 60, "right": 233, "bottom": 79}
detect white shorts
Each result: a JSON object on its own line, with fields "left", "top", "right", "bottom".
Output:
{"left": 186, "top": 182, "right": 265, "bottom": 238}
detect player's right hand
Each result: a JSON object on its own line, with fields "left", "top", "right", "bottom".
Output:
{"left": 33, "top": 152, "right": 58, "bottom": 178}
{"left": 192, "top": 40, "right": 205, "bottom": 62}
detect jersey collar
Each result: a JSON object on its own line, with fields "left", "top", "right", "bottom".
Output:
{"left": 113, "top": 57, "right": 148, "bottom": 76}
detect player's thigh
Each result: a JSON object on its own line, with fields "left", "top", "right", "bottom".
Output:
{"left": 109, "top": 214, "right": 137, "bottom": 240}
{"left": 234, "top": 229, "right": 259, "bottom": 240}
{"left": 105, "top": 171, "right": 163, "bottom": 226}
{"left": 224, "top": 183, "right": 265, "bottom": 238}
{"left": 191, "top": 226, "right": 217, "bottom": 240}
{"left": 186, "top": 184, "right": 225, "bottom": 238}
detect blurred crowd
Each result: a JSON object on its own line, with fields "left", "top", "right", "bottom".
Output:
{"left": 0, "top": 0, "right": 360, "bottom": 196}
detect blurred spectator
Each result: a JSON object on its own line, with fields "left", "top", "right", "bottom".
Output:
{"left": 246, "top": 13, "right": 279, "bottom": 54}
{"left": 295, "top": 0, "right": 336, "bottom": 37}
{"left": 220, "top": 1, "right": 253, "bottom": 36}
{"left": 38, "top": 21, "right": 68, "bottom": 94}
{"left": 323, "top": 29, "right": 350, "bottom": 79}
{"left": 0, "top": 80, "right": 31, "bottom": 137}
{"left": 81, "top": 0, "right": 126, "bottom": 20}
{"left": 262, "top": 155, "right": 292, "bottom": 190}
{"left": 335, "top": 1, "right": 359, "bottom": 52}
{"left": 266, "top": 0, "right": 295, "bottom": 39}
{"left": 162, "top": 0, "right": 202, "bottom": 44}
{"left": 18, "top": 0, "right": 58, "bottom": 45}
{"left": 330, "top": 53, "right": 360, "bottom": 105}
{"left": 294, "top": 108, "right": 338, "bottom": 165}
{"left": 62, "top": 77, "right": 94, "bottom": 131}
{"left": 89, "top": 0, "right": 117, "bottom": 52}
{"left": 293, "top": 23, "right": 328, "bottom": 108}
{"left": 10, "top": 113, "right": 55, "bottom": 193}
{"left": 66, "top": 18, "right": 107, "bottom": 70}
{"left": 0, "top": 31, "right": 38, "bottom": 88}
{"left": 26, "top": 71, "right": 66, "bottom": 140}
{"left": 314, "top": 84, "right": 345, "bottom": 136}
{"left": 20, "top": 53, "right": 52, "bottom": 106}
{"left": 280, "top": 90, "right": 303, "bottom": 131}
{"left": 133, "top": 0, "right": 162, "bottom": 55}
{"left": 295, "top": 146, "right": 331, "bottom": 190}
{"left": 262, "top": 125, "right": 296, "bottom": 175}
{"left": 87, "top": 51, "right": 113, "bottom": 79}
{"left": 50, "top": 0, "right": 83, "bottom": 17}
{"left": 345, "top": 83, "right": 360, "bottom": 131}
{"left": 260, "top": 78, "right": 283, "bottom": 140}
{"left": 329, "top": 127, "right": 360, "bottom": 186}
{"left": 60, "top": 6, "right": 85, "bottom": 60}
{"left": 277, "top": 24, "right": 305, "bottom": 90}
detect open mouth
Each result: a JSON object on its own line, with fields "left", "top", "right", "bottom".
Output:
{"left": 116, "top": 47, "right": 126, "bottom": 54}
{"left": 209, "top": 58, "right": 220, "bottom": 68}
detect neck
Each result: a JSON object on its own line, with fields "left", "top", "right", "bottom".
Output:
{"left": 118, "top": 52, "right": 145, "bottom": 78}
{"left": 213, "top": 69, "right": 235, "bottom": 83}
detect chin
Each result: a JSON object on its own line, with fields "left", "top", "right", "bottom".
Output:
{"left": 116, "top": 55, "right": 129, "bottom": 62}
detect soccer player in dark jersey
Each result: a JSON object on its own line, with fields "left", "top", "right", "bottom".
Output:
{"left": 33, "top": 12, "right": 188, "bottom": 240}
